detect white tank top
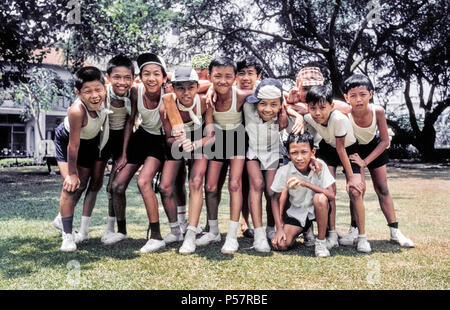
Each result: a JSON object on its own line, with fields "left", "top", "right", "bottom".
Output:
{"left": 213, "top": 86, "right": 242, "bottom": 130}
{"left": 106, "top": 85, "right": 130, "bottom": 130}
{"left": 348, "top": 104, "right": 377, "bottom": 145}
{"left": 64, "top": 99, "right": 104, "bottom": 140}
{"left": 181, "top": 94, "right": 203, "bottom": 131}
{"left": 137, "top": 83, "right": 163, "bottom": 135}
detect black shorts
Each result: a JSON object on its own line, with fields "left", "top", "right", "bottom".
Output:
{"left": 358, "top": 135, "right": 389, "bottom": 169}
{"left": 165, "top": 125, "right": 205, "bottom": 161}
{"left": 126, "top": 127, "right": 166, "bottom": 165}
{"left": 316, "top": 140, "right": 361, "bottom": 174}
{"left": 283, "top": 214, "right": 313, "bottom": 231}
{"left": 54, "top": 122, "right": 100, "bottom": 168}
{"left": 210, "top": 126, "right": 248, "bottom": 162}
{"left": 98, "top": 129, "right": 124, "bottom": 162}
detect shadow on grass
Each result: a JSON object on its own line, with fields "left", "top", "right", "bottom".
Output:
{"left": 269, "top": 239, "right": 407, "bottom": 257}
{"left": 0, "top": 235, "right": 141, "bottom": 280}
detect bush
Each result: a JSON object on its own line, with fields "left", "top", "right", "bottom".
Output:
{"left": 0, "top": 158, "right": 35, "bottom": 168}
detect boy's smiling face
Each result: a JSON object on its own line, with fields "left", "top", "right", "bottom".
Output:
{"left": 75, "top": 80, "right": 106, "bottom": 111}
{"left": 140, "top": 64, "right": 166, "bottom": 93}
{"left": 308, "top": 100, "right": 334, "bottom": 125}
{"left": 173, "top": 81, "right": 198, "bottom": 106}
{"left": 257, "top": 98, "right": 282, "bottom": 122}
{"left": 236, "top": 66, "right": 261, "bottom": 90}
{"left": 344, "top": 85, "right": 373, "bottom": 112}
{"left": 106, "top": 66, "right": 134, "bottom": 96}
{"left": 209, "top": 66, "right": 236, "bottom": 95}
{"left": 288, "top": 141, "right": 315, "bottom": 173}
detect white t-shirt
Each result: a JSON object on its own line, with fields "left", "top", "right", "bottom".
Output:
{"left": 243, "top": 102, "right": 281, "bottom": 170}
{"left": 304, "top": 110, "right": 356, "bottom": 148}
{"left": 270, "top": 159, "right": 335, "bottom": 226}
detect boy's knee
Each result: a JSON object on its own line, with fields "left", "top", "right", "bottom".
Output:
{"left": 349, "top": 188, "right": 362, "bottom": 201}
{"left": 375, "top": 183, "right": 389, "bottom": 197}
{"left": 250, "top": 177, "right": 264, "bottom": 193}
{"left": 159, "top": 182, "right": 173, "bottom": 197}
{"left": 87, "top": 179, "right": 103, "bottom": 193}
{"left": 111, "top": 180, "right": 126, "bottom": 195}
{"left": 205, "top": 183, "right": 218, "bottom": 194}
{"left": 137, "top": 177, "right": 151, "bottom": 191}
{"left": 313, "top": 193, "right": 329, "bottom": 208}
{"left": 228, "top": 179, "right": 241, "bottom": 193}
{"left": 189, "top": 175, "right": 203, "bottom": 192}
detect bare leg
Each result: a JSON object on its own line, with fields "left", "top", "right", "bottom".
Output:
{"left": 369, "top": 165, "right": 397, "bottom": 224}
{"left": 111, "top": 163, "right": 140, "bottom": 221}
{"left": 82, "top": 160, "right": 108, "bottom": 217}
{"left": 246, "top": 160, "right": 264, "bottom": 229}
{"left": 160, "top": 160, "right": 184, "bottom": 223}
{"left": 137, "top": 156, "right": 163, "bottom": 223}
{"left": 187, "top": 156, "right": 208, "bottom": 228}
{"left": 313, "top": 193, "right": 330, "bottom": 240}
{"left": 204, "top": 160, "right": 225, "bottom": 221}
{"left": 228, "top": 157, "right": 245, "bottom": 222}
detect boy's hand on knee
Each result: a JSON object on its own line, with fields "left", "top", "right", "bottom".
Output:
{"left": 346, "top": 175, "right": 365, "bottom": 194}
{"left": 115, "top": 156, "right": 127, "bottom": 172}
{"left": 63, "top": 174, "right": 80, "bottom": 192}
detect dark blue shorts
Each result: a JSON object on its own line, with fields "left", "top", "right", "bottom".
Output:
{"left": 98, "top": 129, "right": 124, "bottom": 162}
{"left": 358, "top": 135, "right": 389, "bottom": 169}
{"left": 316, "top": 140, "right": 361, "bottom": 174}
{"left": 210, "top": 126, "right": 248, "bottom": 162}
{"left": 126, "top": 127, "right": 166, "bottom": 165}
{"left": 54, "top": 122, "right": 100, "bottom": 168}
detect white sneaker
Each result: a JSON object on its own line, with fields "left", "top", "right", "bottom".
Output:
{"left": 266, "top": 226, "right": 276, "bottom": 240}
{"left": 101, "top": 230, "right": 115, "bottom": 243}
{"left": 52, "top": 215, "right": 63, "bottom": 231}
{"left": 356, "top": 236, "right": 372, "bottom": 253}
{"left": 60, "top": 232, "right": 77, "bottom": 252}
{"left": 179, "top": 220, "right": 188, "bottom": 235}
{"left": 74, "top": 231, "right": 89, "bottom": 244}
{"left": 390, "top": 228, "right": 414, "bottom": 247}
{"left": 163, "top": 232, "right": 184, "bottom": 244}
{"left": 221, "top": 238, "right": 239, "bottom": 254}
{"left": 326, "top": 231, "right": 339, "bottom": 250}
{"left": 315, "top": 239, "right": 330, "bottom": 257}
{"left": 102, "top": 232, "right": 127, "bottom": 245}
{"left": 303, "top": 226, "right": 316, "bottom": 247}
{"left": 179, "top": 238, "right": 196, "bottom": 255}
{"left": 339, "top": 226, "right": 359, "bottom": 246}
{"left": 140, "top": 239, "right": 166, "bottom": 253}
{"left": 253, "top": 237, "right": 271, "bottom": 253}
{"left": 196, "top": 232, "right": 221, "bottom": 246}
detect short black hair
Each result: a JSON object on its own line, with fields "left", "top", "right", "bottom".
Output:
{"left": 106, "top": 54, "right": 135, "bottom": 76}
{"left": 343, "top": 74, "right": 374, "bottom": 94}
{"left": 305, "top": 85, "right": 333, "bottom": 106}
{"left": 236, "top": 56, "right": 263, "bottom": 75}
{"left": 74, "top": 66, "right": 105, "bottom": 91}
{"left": 208, "top": 56, "right": 237, "bottom": 75}
{"left": 285, "top": 132, "right": 315, "bottom": 152}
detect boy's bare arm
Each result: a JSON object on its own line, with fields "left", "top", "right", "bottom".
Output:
{"left": 363, "top": 106, "right": 390, "bottom": 165}
{"left": 65, "top": 105, "right": 84, "bottom": 191}
{"left": 336, "top": 137, "right": 364, "bottom": 193}
{"left": 117, "top": 87, "right": 138, "bottom": 170}
{"left": 235, "top": 88, "right": 254, "bottom": 110}
{"left": 333, "top": 99, "right": 352, "bottom": 114}
{"left": 270, "top": 191, "right": 286, "bottom": 249}
{"left": 288, "top": 177, "right": 335, "bottom": 201}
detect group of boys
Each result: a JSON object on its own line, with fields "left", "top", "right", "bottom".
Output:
{"left": 51, "top": 51, "right": 414, "bottom": 257}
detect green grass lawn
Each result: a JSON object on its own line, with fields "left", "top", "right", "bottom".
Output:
{"left": 0, "top": 164, "right": 449, "bottom": 290}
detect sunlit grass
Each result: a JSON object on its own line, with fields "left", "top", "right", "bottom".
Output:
{"left": 0, "top": 165, "right": 449, "bottom": 290}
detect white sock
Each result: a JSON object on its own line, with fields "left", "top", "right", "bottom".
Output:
{"left": 208, "top": 219, "right": 219, "bottom": 235}
{"left": 80, "top": 216, "right": 90, "bottom": 235}
{"left": 254, "top": 227, "right": 265, "bottom": 240}
{"left": 169, "top": 221, "right": 181, "bottom": 235}
{"left": 226, "top": 220, "right": 240, "bottom": 240}
{"left": 185, "top": 226, "right": 197, "bottom": 243}
{"left": 177, "top": 205, "right": 186, "bottom": 223}
{"left": 328, "top": 230, "right": 338, "bottom": 237}
{"left": 106, "top": 216, "right": 116, "bottom": 232}
{"left": 358, "top": 234, "right": 367, "bottom": 239}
